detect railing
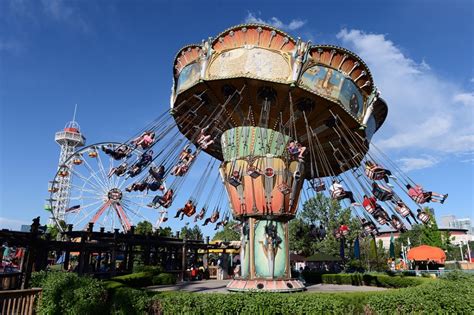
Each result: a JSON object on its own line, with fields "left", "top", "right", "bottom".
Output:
{"left": 0, "top": 288, "right": 42, "bottom": 315}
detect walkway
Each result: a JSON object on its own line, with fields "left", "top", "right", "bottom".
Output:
{"left": 147, "top": 280, "right": 387, "bottom": 293}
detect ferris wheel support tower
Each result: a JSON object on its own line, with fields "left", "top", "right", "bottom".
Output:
{"left": 47, "top": 106, "right": 86, "bottom": 224}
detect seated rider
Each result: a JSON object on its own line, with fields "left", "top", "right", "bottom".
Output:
{"left": 406, "top": 184, "right": 447, "bottom": 204}
{"left": 338, "top": 224, "right": 350, "bottom": 237}
{"left": 194, "top": 207, "right": 206, "bottom": 222}
{"left": 174, "top": 200, "right": 196, "bottom": 220}
{"left": 108, "top": 162, "right": 128, "bottom": 177}
{"left": 102, "top": 144, "right": 131, "bottom": 160}
{"left": 362, "top": 195, "right": 378, "bottom": 214}
{"left": 329, "top": 180, "right": 358, "bottom": 206}
{"left": 373, "top": 207, "right": 390, "bottom": 226}
{"left": 133, "top": 131, "right": 155, "bottom": 149}
{"left": 365, "top": 161, "right": 394, "bottom": 185}
{"left": 214, "top": 215, "right": 230, "bottom": 230}
{"left": 149, "top": 165, "right": 165, "bottom": 182}
{"left": 202, "top": 209, "right": 220, "bottom": 226}
{"left": 287, "top": 140, "right": 306, "bottom": 161}
{"left": 392, "top": 200, "right": 416, "bottom": 224}
{"left": 148, "top": 189, "right": 173, "bottom": 208}
{"left": 390, "top": 215, "right": 407, "bottom": 232}
{"left": 197, "top": 126, "right": 214, "bottom": 149}
{"left": 228, "top": 170, "right": 242, "bottom": 187}
{"left": 136, "top": 150, "right": 153, "bottom": 168}
{"left": 125, "top": 181, "right": 147, "bottom": 192}
{"left": 361, "top": 218, "right": 379, "bottom": 236}
{"left": 372, "top": 182, "right": 394, "bottom": 202}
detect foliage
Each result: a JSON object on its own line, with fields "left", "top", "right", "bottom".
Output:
{"left": 365, "top": 276, "right": 474, "bottom": 314}
{"left": 32, "top": 271, "right": 107, "bottom": 315}
{"left": 150, "top": 277, "right": 473, "bottom": 314}
{"left": 111, "top": 272, "right": 154, "bottom": 288}
{"left": 180, "top": 225, "right": 203, "bottom": 240}
{"left": 132, "top": 265, "right": 163, "bottom": 275}
{"left": 108, "top": 286, "right": 151, "bottom": 315}
{"left": 212, "top": 220, "right": 240, "bottom": 241}
{"left": 135, "top": 221, "right": 153, "bottom": 235}
{"left": 152, "top": 273, "right": 176, "bottom": 285}
{"left": 156, "top": 226, "right": 173, "bottom": 237}
{"left": 396, "top": 208, "right": 448, "bottom": 252}
{"left": 289, "top": 193, "right": 362, "bottom": 259}
{"left": 321, "top": 273, "right": 429, "bottom": 288}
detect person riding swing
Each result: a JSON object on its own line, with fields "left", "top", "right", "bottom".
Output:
{"left": 148, "top": 189, "right": 173, "bottom": 209}
{"left": 364, "top": 161, "right": 395, "bottom": 185}
{"left": 202, "top": 208, "right": 220, "bottom": 226}
{"left": 197, "top": 126, "right": 214, "bottom": 149}
{"left": 329, "top": 180, "right": 358, "bottom": 206}
{"left": 174, "top": 200, "right": 196, "bottom": 220}
{"left": 372, "top": 182, "right": 394, "bottom": 202}
{"left": 214, "top": 215, "right": 230, "bottom": 230}
{"left": 406, "top": 184, "right": 447, "bottom": 204}
{"left": 194, "top": 207, "right": 206, "bottom": 222}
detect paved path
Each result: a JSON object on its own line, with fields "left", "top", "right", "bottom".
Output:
{"left": 147, "top": 280, "right": 387, "bottom": 293}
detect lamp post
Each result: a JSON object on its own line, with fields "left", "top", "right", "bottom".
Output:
{"left": 459, "top": 242, "right": 464, "bottom": 262}
{"left": 466, "top": 241, "right": 472, "bottom": 262}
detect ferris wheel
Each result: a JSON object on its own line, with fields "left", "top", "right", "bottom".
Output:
{"left": 48, "top": 142, "right": 167, "bottom": 232}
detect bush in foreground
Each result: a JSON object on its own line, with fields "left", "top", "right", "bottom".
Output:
{"left": 32, "top": 271, "right": 107, "bottom": 315}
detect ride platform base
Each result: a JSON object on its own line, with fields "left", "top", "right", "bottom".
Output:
{"left": 226, "top": 278, "right": 305, "bottom": 292}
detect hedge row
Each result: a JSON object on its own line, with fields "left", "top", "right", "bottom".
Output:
{"left": 111, "top": 271, "right": 176, "bottom": 288}
{"left": 152, "top": 276, "right": 474, "bottom": 314}
{"left": 321, "top": 273, "right": 428, "bottom": 288}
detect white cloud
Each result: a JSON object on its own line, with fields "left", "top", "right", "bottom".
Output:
{"left": 397, "top": 155, "right": 440, "bottom": 172}
{"left": 453, "top": 92, "right": 474, "bottom": 106}
{"left": 244, "top": 12, "right": 306, "bottom": 31}
{"left": 0, "top": 217, "right": 29, "bottom": 231}
{"left": 337, "top": 29, "right": 474, "bottom": 158}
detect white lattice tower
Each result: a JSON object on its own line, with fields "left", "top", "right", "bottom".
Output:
{"left": 48, "top": 109, "right": 86, "bottom": 224}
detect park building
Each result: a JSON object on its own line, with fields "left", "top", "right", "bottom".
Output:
{"left": 375, "top": 227, "right": 472, "bottom": 249}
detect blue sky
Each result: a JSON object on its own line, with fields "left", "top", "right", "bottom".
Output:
{"left": 1, "top": 0, "right": 473, "bottom": 236}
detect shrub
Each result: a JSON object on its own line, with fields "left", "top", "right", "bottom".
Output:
{"left": 111, "top": 271, "right": 153, "bottom": 288}
{"left": 301, "top": 271, "right": 329, "bottom": 284}
{"left": 366, "top": 277, "right": 474, "bottom": 314}
{"left": 32, "top": 271, "right": 107, "bottom": 315}
{"left": 133, "top": 265, "right": 163, "bottom": 275}
{"left": 152, "top": 273, "right": 176, "bottom": 285}
{"left": 108, "top": 286, "right": 151, "bottom": 315}
{"left": 320, "top": 273, "right": 428, "bottom": 288}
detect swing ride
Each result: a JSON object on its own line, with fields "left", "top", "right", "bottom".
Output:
{"left": 46, "top": 24, "right": 447, "bottom": 292}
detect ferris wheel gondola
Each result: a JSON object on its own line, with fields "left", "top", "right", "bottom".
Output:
{"left": 48, "top": 142, "right": 167, "bottom": 232}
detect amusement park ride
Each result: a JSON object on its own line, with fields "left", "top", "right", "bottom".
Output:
{"left": 46, "top": 24, "right": 447, "bottom": 292}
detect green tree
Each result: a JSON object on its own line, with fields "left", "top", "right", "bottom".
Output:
{"left": 135, "top": 221, "right": 153, "bottom": 235}
{"left": 289, "top": 193, "right": 362, "bottom": 259}
{"left": 180, "top": 225, "right": 203, "bottom": 240}
{"left": 212, "top": 220, "right": 240, "bottom": 241}
{"left": 157, "top": 226, "right": 173, "bottom": 237}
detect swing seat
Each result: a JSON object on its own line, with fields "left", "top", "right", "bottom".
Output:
{"left": 183, "top": 206, "right": 196, "bottom": 217}
{"left": 391, "top": 219, "right": 403, "bottom": 230}
{"left": 363, "top": 224, "right": 375, "bottom": 234}
{"left": 417, "top": 212, "right": 430, "bottom": 224}
{"left": 247, "top": 166, "right": 261, "bottom": 179}
{"left": 375, "top": 216, "right": 387, "bottom": 225}
{"left": 277, "top": 183, "right": 291, "bottom": 195}
{"left": 372, "top": 185, "right": 393, "bottom": 201}
{"left": 395, "top": 205, "right": 410, "bottom": 217}
{"left": 365, "top": 168, "right": 385, "bottom": 180}
{"left": 364, "top": 205, "right": 376, "bottom": 214}
{"left": 162, "top": 217, "right": 168, "bottom": 222}
{"left": 228, "top": 176, "right": 242, "bottom": 187}
{"left": 339, "top": 225, "right": 350, "bottom": 236}
{"left": 334, "top": 230, "right": 341, "bottom": 239}
{"left": 331, "top": 188, "right": 346, "bottom": 200}
{"left": 158, "top": 198, "right": 172, "bottom": 208}
{"left": 412, "top": 194, "right": 427, "bottom": 204}
{"left": 88, "top": 151, "right": 98, "bottom": 158}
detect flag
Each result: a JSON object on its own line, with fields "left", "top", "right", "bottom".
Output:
{"left": 389, "top": 232, "right": 395, "bottom": 259}
{"left": 354, "top": 237, "right": 360, "bottom": 259}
